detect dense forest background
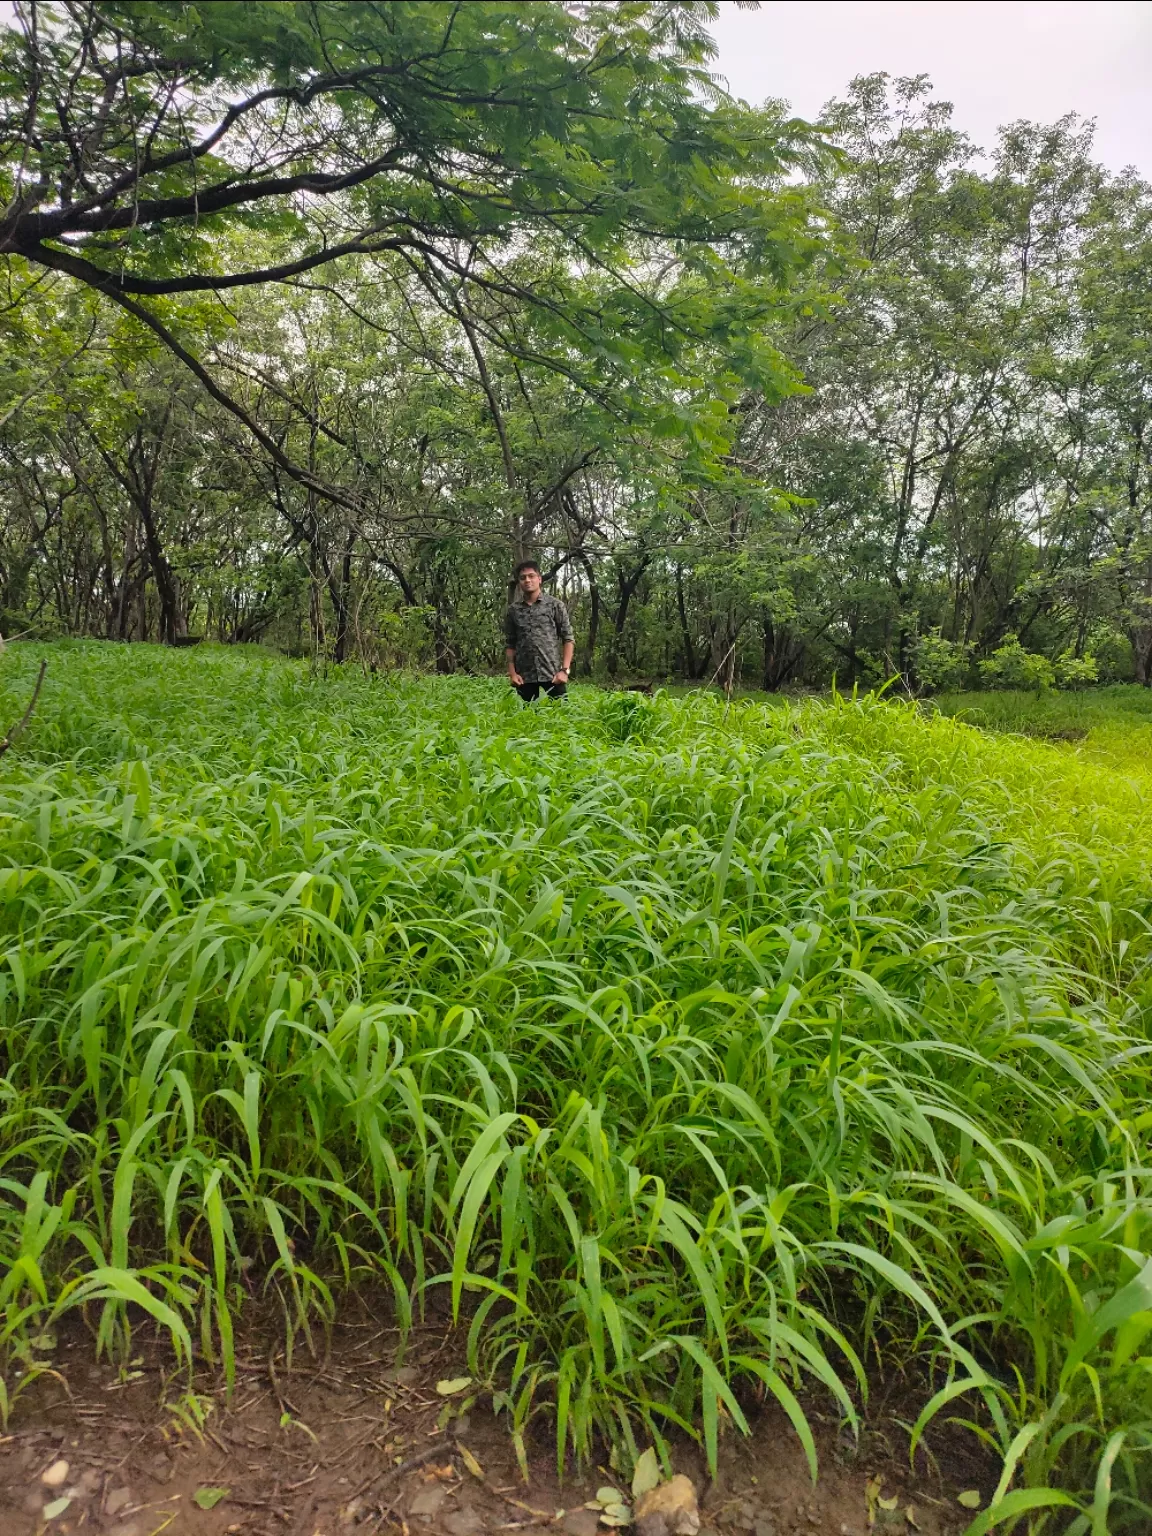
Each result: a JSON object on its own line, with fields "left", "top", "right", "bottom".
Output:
{"left": 1, "top": 1, "right": 1149, "bottom": 689}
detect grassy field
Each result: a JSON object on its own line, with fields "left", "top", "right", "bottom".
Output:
{"left": 1, "top": 645, "right": 1150, "bottom": 1530}
{"left": 934, "top": 686, "right": 1152, "bottom": 778}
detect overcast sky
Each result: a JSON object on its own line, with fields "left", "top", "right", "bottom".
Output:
{"left": 707, "top": 0, "right": 1151, "bottom": 176}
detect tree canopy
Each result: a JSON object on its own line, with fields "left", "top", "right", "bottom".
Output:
{"left": 1, "top": 5, "right": 1149, "bottom": 686}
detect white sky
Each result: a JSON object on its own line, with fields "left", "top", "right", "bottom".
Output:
{"left": 0, "top": 0, "right": 1146, "bottom": 175}
{"left": 707, "top": 0, "right": 1152, "bottom": 176}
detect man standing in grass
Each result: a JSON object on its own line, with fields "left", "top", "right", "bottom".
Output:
{"left": 505, "top": 560, "right": 575, "bottom": 701}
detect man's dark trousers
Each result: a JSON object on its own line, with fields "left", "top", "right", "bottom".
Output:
{"left": 515, "top": 680, "right": 567, "bottom": 703}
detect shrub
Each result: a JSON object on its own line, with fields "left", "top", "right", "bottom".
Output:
{"left": 1054, "top": 651, "right": 1098, "bottom": 689}
{"left": 912, "top": 630, "right": 972, "bottom": 693}
{"left": 978, "top": 633, "right": 1054, "bottom": 691}
{"left": 1086, "top": 626, "right": 1133, "bottom": 683}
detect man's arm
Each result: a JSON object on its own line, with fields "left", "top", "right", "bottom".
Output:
{"left": 553, "top": 601, "right": 575, "bottom": 683}
{"left": 504, "top": 609, "right": 523, "bottom": 685}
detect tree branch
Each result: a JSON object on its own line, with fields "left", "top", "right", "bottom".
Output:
{"left": 14, "top": 226, "right": 415, "bottom": 294}
{"left": 4, "top": 141, "right": 410, "bottom": 246}
{"left": 0, "top": 657, "right": 47, "bottom": 757}
{"left": 93, "top": 282, "right": 375, "bottom": 530}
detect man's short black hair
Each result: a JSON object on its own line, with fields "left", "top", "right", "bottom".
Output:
{"left": 514, "top": 559, "right": 542, "bottom": 578}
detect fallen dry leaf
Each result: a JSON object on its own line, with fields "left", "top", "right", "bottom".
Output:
{"left": 865, "top": 1474, "right": 883, "bottom": 1528}
{"left": 458, "top": 1445, "right": 485, "bottom": 1480}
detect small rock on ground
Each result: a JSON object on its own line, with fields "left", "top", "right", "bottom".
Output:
{"left": 106, "top": 1486, "right": 133, "bottom": 1516}
{"left": 561, "top": 1509, "right": 601, "bottom": 1536}
{"left": 408, "top": 1483, "right": 448, "bottom": 1520}
{"left": 443, "top": 1507, "right": 485, "bottom": 1536}
{"left": 634, "top": 1476, "right": 701, "bottom": 1536}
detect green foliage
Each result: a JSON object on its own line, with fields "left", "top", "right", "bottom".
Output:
{"left": 1, "top": 0, "right": 824, "bottom": 426}
{"left": 1, "top": 644, "right": 1150, "bottom": 1528}
{"left": 1084, "top": 627, "right": 1134, "bottom": 684}
{"left": 2, "top": 51, "right": 1150, "bottom": 691}
{"left": 977, "top": 643, "right": 1100, "bottom": 695}
{"left": 597, "top": 688, "right": 658, "bottom": 742}
{"left": 1054, "top": 652, "right": 1099, "bottom": 689}
{"left": 912, "top": 631, "right": 973, "bottom": 693}
{"left": 933, "top": 686, "right": 1152, "bottom": 787}
{"left": 978, "top": 635, "right": 1055, "bottom": 692}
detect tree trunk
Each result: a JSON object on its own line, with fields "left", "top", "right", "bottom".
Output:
{"left": 675, "top": 565, "right": 699, "bottom": 679}
{"left": 762, "top": 613, "right": 809, "bottom": 691}
{"left": 137, "top": 492, "right": 186, "bottom": 643}
{"left": 308, "top": 564, "right": 326, "bottom": 658}
{"left": 606, "top": 556, "right": 649, "bottom": 678}
{"left": 1135, "top": 623, "right": 1152, "bottom": 686}
{"left": 762, "top": 614, "right": 776, "bottom": 691}
{"left": 575, "top": 549, "right": 600, "bottom": 674}
{"left": 709, "top": 611, "right": 741, "bottom": 686}
{"left": 97, "top": 416, "right": 187, "bottom": 643}
{"left": 329, "top": 529, "right": 354, "bottom": 663}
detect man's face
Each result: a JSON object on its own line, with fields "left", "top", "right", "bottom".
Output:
{"left": 518, "top": 566, "right": 542, "bottom": 599}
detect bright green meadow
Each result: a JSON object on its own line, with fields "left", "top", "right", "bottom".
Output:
{"left": 1, "top": 645, "right": 1150, "bottom": 1530}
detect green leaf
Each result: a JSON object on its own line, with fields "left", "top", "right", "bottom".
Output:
{"left": 194, "top": 1487, "right": 230, "bottom": 1510}
{"left": 959, "top": 1488, "right": 1083, "bottom": 1536}
{"left": 631, "top": 1448, "right": 660, "bottom": 1499}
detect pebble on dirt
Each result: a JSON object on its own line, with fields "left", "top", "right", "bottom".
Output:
{"left": 562, "top": 1510, "right": 602, "bottom": 1536}
{"left": 634, "top": 1475, "right": 701, "bottom": 1536}
{"left": 408, "top": 1481, "right": 448, "bottom": 1520}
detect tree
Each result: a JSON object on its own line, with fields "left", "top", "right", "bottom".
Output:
{"left": 0, "top": 1, "right": 821, "bottom": 519}
{"left": 2, "top": 36, "right": 1148, "bottom": 691}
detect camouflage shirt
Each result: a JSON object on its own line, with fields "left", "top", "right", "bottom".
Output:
{"left": 504, "top": 592, "right": 574, "bottom": 682}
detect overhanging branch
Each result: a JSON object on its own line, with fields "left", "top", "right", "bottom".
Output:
{"left": 15, "top": 227, "right": 415, "bottom": 295}
{"left": 96, "top": 283, "right": 373, "bottom": 528}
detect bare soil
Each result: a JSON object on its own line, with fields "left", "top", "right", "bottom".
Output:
{"left": 1, "top": 1307, "right": 992, "bottom": 1536}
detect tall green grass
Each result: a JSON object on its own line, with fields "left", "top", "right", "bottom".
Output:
{"left": 1, "top": 645, "right": 1150, "bottom": 1531}
{"left": 934, "top": 687, "right": 1152, "bottom": 789}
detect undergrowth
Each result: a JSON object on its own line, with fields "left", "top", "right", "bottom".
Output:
{"left": 934, "top": 687, "right": 1152, "bottom": 779}
{"left": 1, "top": 644, "right": 1150, "bottom": 1532}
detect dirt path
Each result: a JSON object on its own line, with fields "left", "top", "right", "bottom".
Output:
{"left": 1, "top": 1313, "right": 987, "bottom": 1536}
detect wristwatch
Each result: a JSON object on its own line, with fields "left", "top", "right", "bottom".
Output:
{"left": 558, "top": 669, "right": 569, "bottom": 680}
